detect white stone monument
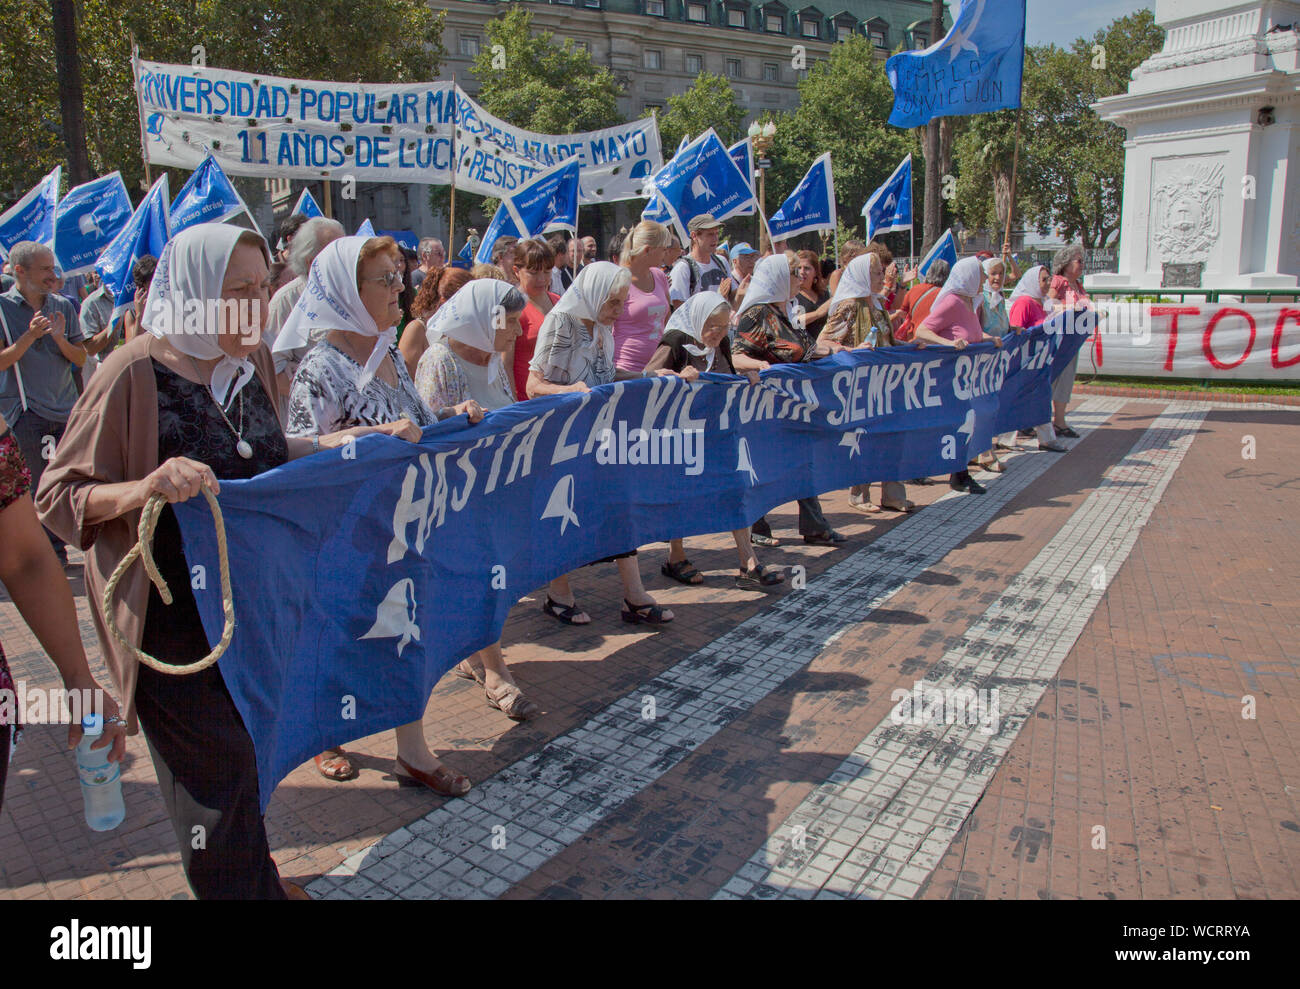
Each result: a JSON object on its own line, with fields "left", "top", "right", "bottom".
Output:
{"left": 1092, "top": 0, "right": 1300, "bottom": 291}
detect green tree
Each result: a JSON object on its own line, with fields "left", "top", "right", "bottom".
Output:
{"left": 648, "top": 72, "right": 745, "bottom": 152}
{"left": 766, "top": 38, "right": 919, "bottom": 243}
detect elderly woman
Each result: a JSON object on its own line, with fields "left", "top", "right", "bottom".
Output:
{"left": 1045, "top": 244, "right": 1091, "bottom": 439}
{"left": 398, "top": 265, "right": 473, "bottom": 378}
{"left": 284, "top": 234, "right": 483, "bottom": 794}
{"left": 612, "top": 221, "right": 673, "bottom": 373}
{"left": 735, "top": 253, "right": 845, "bottom": 547}
{"left": 527, "top": 261, "right": 676, "bottom": 626}
{"left": 819, "top": 253, "right": 913, "bottom": 514}
{"left": 1006, "top": 265, "right": 1067, "bottom": 452}
{"left": 1, "top": 411, "right": 126, "bottom": 815}
{"left": 975, "top": 256, "right": 1013, "bottom": 470}
{"left": 826, "top": 239, "right": 866, "bottom": 296}
{"left": 644, "top": 292, "right": 784, "bottom": 590}
{"left": 413, "top": 280, "right": 541, "bottom": 720}
{"left": 913, "top": 256, "right": 1004, "bottom": 495}
{"left": 893, "top": 259, "right": 947, "bottom": 344}
{"left": 36, "top": 223, "right": 423, "bottom": 899}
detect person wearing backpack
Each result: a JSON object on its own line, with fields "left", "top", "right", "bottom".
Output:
{"left": 669, "top": 214, "right": 734, "bottom": 310}
{"left": 893, "top": 258, "right": 948, "bottom": 343}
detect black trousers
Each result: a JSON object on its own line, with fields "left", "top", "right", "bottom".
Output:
{"left": 12, "top": 412, "right": 65, "bottom": 553}
{"left": 752, "top": 496, "right": 830, "bottom": 537}
{"left": 133, "top": 662, "right": 285, "bottom": 900}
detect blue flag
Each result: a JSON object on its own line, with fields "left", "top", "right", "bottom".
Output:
{"left": 356, "top": 218, "right": 376, "bottom": 237}
{"left": 769, "top": 153, "right": 836, "bottom": 241}
{"left": 456, "top": 238, "right": 474, "bottom": 263}
{"left": 171, "top": 320, "right": 1092, "bottom": 809}
{"left": 292, "top": 188, "right": 323, "bottom": 218}
{"left": 53, "top": 172, "right": 132, "bottom": 276}
{"left": 0, "top": 166, "right": 60, "bottom": 256}
{"left": 95, "top": 175, "right": 170, "bottom": 322}
{"left": 918, "top": 228, "right": 958, "bottom": 276}
{"left": 862, "top": 154, "right": 912, "bottom": 240}
{"left": 380, "top": 230, "right": 418, "bottom": 251}
{"left": 886, "top": 0, "right": 1026, "bottom": 129}
{"left": 643, "top": 129, "right": 755, "bottom": 242}
{"left": 476, "top": 159, "right": 580, "bottom": 264}
{"left": 728, "top": 138, "right": 756, "bottom": 217}
{"left": 171, "top": 155, "right": 257, "bottom": 236}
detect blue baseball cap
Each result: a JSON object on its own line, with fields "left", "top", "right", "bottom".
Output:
{"left": 729, "top": 242, "right": 758, "bottom": 259}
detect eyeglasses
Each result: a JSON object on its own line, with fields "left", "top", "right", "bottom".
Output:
{"left": 361, "top": 271, "right": 404, "bottom": 290}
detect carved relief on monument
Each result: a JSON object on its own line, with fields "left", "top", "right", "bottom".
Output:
{"left": 1149, "top": 157, "right": 1225, "bottom": 266}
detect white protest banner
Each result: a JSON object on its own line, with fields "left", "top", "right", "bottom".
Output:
{"left": 135, "top": 60, "right": 661, "bottom": 204}
{"left": 1083, "top": 302, "right": 1300, "bottom": 380}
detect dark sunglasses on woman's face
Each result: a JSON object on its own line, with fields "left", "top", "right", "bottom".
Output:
{"left": 362, "top": 270, "right": 404, "bottom": 290}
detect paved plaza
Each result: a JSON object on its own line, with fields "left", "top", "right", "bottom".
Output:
{"left": 2, "top": 395, "right": 1297, "bottom": 900}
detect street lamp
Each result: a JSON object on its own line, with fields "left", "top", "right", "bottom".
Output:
{"left": 749, "top": 120, "right": 776, "bottom": 253}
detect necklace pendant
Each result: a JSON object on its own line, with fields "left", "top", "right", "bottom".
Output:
{"left": 236, "top": 439, "right": 253, "bottom": 460}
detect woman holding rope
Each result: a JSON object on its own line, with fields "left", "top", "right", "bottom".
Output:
{"left": 36, "top": 224, "right": 424, "bottom": 900}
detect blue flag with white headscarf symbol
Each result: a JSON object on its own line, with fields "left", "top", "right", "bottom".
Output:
{"left": 456, "top": 238, "right": 474, "bottom": 263}
{"left": 886, "top": 0, "right": 1026, "bottom": 129}
{"left": 171, "top": 154, "right": 259, "bottom": 236}
{"left": 727, "top": 138, "right": 756, "bottom": 217}
{"left": 643, "top": 129, "right": 755, "bottom": 242}
{"left": 356, "top": 217, "right": 376, "bottom": 237}
{"left": 475, "top": 158, "right": 580, "bottom": 264}
{"left": 862, "top": 154, "right": 912, "bottom": 240}
{"left": 769, "top": 152, "right": 835, "bottom": 240}
{"left": 52, "top": 172, "right": 132, "bottom": 276}
{"left": 95, "top": 174, "right": 170, "bottom": 322}
{"left": 0, "top": 166, "right": 60, "bottom": 256}
{"left": 918, "top": 228, "right": 958, "bottom": 276}
{"left": 292, "top": 188, "right": 323, "bottom": 218}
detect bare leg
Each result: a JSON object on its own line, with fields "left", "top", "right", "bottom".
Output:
{"left": 546, "top": 574, "right": 591, "bottom": 624}
{"left": 476, "top": 641, "right": 512, "bottom": 692}
{"left": 668, "top": 537, "right": 688, "bottom": 564}
{"left": 394, "top": 720, "right": 451, "bottom": 774}
{"left": 731, "top": 528, "right": 759, "bottom": 572}
{"left": 617, "top": 556, "right": 673, "bottom": 620}
{"left": 1052, "top": 399, "right": 1068, "bottom": 430}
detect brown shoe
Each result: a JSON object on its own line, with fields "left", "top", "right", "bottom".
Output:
{"left": 393, "top": 756, "right": 471, "bottom": 797}
{"left": 313, "top": 747, "right": 358, "bottom": 782}
{"left": 486, "top": 682, "right": 541, "bottom": 721}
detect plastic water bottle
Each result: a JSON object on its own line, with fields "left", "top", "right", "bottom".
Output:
{"left": 76, "top": 713, "right": 125, "bottom": 832}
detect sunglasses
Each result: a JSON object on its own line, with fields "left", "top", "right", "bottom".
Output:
{"left": 361, "top": 270, "right": 404, "bottom": 290}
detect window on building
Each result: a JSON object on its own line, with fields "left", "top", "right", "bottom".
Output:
{"left": 835, "top": 21, "right": 854, "bottom": 43}
{"left": 572, "top": 39, "right": 590, "bottom": 52}
{"left": 763, "top": 62, "right": 778, "bottom": 81}
{"left": 584, "top": 0, "right": 601, "bottom": 7}
{"left": 644, "top": 101, "right": 664, "bottom": 112}
{"left": 870, "top": 28, "right": 887, "bottom": 48}
{"left": 645, "top": 49, "right": 662, "bottom": 70}
{"left": 686, "top": 53, "right": 704, "bottom": 74}
{"left": 726, "top": 58, "right": 742, "bottom": 78}
{"left": 459, "top": 35, "right": 481, "bottom": 57}
{"left": 914, "top": 33, "right": 928, "bottom": 49}
{"left": 646, "top": 0, "right": 665, "bottom": 15}
{"left": 766, "top": 13, "right": 783, "bottom": 32}
{"left": 728, "top": 7, "right": 746, "bottom": 27}
{"left": 687, "top": 2, "right": 707, "bottom": 21}
{"left": 801, "top": 19, "right": 819, "bottom": 38}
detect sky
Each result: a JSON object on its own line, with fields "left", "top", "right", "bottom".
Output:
{"left": 1024, "top": 0, "right": 1154, "bottom": 47}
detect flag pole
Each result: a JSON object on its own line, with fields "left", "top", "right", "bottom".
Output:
{"left": 571, "top": 203, "right": 579, "bottom": 281}
{"left": 130, "top": 34, "right": 153, "bottom": 187}
{"left": 909, "top": 157, "right": 915, "bottom": 272}
{"left": 1002, "top": 106, "right": 1023, "bottom": 263}
{"left": 449, "top": 76, "right": 458, "bottom": 259}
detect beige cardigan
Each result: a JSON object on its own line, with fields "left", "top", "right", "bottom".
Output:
{"left": 35, "top": 334, "right": 282, "bottom": 733}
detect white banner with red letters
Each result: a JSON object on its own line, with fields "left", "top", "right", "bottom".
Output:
{"left": 1080, "top": 303, "right": 1300, "bottom": 381}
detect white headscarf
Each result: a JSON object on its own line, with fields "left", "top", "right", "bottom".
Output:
{"left": 934, "top": 256, "right": 984, "bottom": 308}
{"left": 426, "top": 279, "right": 517, "bottom": 385}
{"left": 737, "top": 254, "right": 792, "bottom": 318}
{"left": 828, "top": 253, "right": 883, "bottom": 318}
{"left": 663, "top": 291, "right": 729, "bottom": 371}
{"left": 143, "top": 222, "right": 269, "bottom": 407}
{"left": 274, "top": 236, "right": 395, "bottom": 390}
{"left": 1009, "top": 264, "right": 1046, "bottom": 304}
{"left": 982, "top": 257, "right": 1007, "bottom": 304}
{"left": 540, "top": 260, "right": 625, "bottom": 356}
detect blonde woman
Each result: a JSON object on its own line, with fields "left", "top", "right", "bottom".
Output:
{"left": 613, "top": 220, "right": 674, "bottom": 372}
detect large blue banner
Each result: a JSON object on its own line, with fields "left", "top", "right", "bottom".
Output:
{"left": 174, "top": 318, "right": 1091, "bottom": 808}
{"left": 886, "top": 0, "right": 1026, "bottom": 129}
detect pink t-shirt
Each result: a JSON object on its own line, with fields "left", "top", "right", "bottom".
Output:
{"left": 613, "top": 267, "right": 671, "bottom": 371}
{"left": 1008, "top": 295, "right": 1046, "bottom": 329}
{"left": 923, "top": 294, "right": 985, "bottom": 343}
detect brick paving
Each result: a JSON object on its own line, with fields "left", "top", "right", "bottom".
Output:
{"left": 1, "top": 396, "right": 1297, "bottom": 900}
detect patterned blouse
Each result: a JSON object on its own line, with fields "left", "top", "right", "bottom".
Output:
{"left": 286, "top": 340, "right": 436, "bottom": 436}
{"left": 824, "top": 298, "right": 894, "bottom": 349}
{"left": 736, "top": 303, "right": 818, "bottom": 365}
{"left": 529, "top": 311, "right": 617, "bottom": 388}
{"left": 414, "top": 340, "right": 516, "bottom": 413}
{"left": 980, "top": 292, "right": 1011, "bottom": 336}
{"left": 0, "top": 429, "right": 30, "bottom": 733}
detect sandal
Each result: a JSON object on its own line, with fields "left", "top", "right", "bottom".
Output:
{"left": 848, "top": 500, "right": 883, "bottom": 514}
{"left": 485, "top": 682, "right": 541, "bottom": 721}
{"left": 542, "top": 595, "right": 591, "bottom": 626}
{"left": 622, "top": 598, "right": 674, "bottom": 625}
{"left": 313, "top": 747, "right": 358, "bottom": 782}
{"left": 880, "top": 499, "right": 916, "bottom": 513}
{"left": 736, "top": 564, "right": 785, "bottom": 589}
{"left": 454, "top": 659, "right": 486, "bottom": 684}
{"left": 803, "top": 530, "right": 846, "bottom": 545}
{"left": 393, "top": 756, "right": 471, "bottom": 797}
{"left": 1054, "top": 424, "right": 1080, "bottom": 439}
{"left": 750, "top": 532, "right": 780, "bottom": 547}
{"left": 661, "top": 558, "right": 704, "bottom": 585}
